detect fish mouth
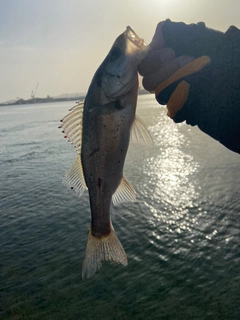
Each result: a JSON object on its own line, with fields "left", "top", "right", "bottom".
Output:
{"left": 125, "top": 26, "right": 149, "bottom": 54}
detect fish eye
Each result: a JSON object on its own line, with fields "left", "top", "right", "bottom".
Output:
{"left": 109, "top": 47, "right": 121, "bottom": 61}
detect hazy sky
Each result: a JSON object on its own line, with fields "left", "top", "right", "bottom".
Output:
{"left": 1, "top": 0, "right": 240, "bottom": 102}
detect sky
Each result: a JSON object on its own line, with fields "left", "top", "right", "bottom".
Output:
{"left": 1, "top": 0, "right": 240, "bottom": 103}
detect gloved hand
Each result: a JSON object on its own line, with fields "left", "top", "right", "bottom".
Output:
{"left": 139, "top": 20, "right": 240, "bottom": 154}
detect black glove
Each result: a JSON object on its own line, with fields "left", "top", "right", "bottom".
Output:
{"left": 155, "top": 20, "right": 240, "bottom": 154}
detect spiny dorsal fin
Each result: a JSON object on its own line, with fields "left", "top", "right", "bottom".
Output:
{"left": 63, "top": 155, "right": 87, "bottom": 197}
{"left": 112, "top": 175, "right": 136, "bottom": 206}
{"left": 68, "top": 99, "right": 85, "bottom": 112}
{"left": 130, "top": 115, "right": 154, "bottom": 145}
{"left": 59, "top": 100, "right": 84, "bottom": 152}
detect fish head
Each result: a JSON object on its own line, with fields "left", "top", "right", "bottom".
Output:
{"left": 97, "top": 26, "right": 149, "bottom": 104}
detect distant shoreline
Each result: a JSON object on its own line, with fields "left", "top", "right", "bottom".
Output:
{"left": 0, "top": 96, "right": 86, "bottom": 107}
{"left": 0, "top": 89, "right": 150, "bottom": 107}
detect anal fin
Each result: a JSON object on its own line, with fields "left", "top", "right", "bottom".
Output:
{"left": 112, "top": 175, "right": 136, "bottom": 206}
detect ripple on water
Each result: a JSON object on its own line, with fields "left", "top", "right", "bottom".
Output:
{"left": 0, "top": 98, "right": 240, "bottom": 319}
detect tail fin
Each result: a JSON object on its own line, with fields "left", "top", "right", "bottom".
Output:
{"left": 82, "top": 224, "right": 128, "bottom": 279}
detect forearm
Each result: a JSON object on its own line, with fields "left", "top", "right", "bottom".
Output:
{"left": 158, "top": 22, "right": 240, "bottom": 153}
{"left": 172, "top": 65, "right": 240, "bottom": 153}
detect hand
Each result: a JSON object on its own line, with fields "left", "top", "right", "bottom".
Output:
{"left": 138, "top": 21, "right": 240, "bottom": 154}
{"left": 138, "top": 20, "right": 210, "bottom": 118}
{"left": 139, "top": 21, "right": 194, "bottom": 93}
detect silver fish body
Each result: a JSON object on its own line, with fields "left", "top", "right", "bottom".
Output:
{"left": 81, "top": 77, "right": 138, "bottom": 237}
{"left": 60, "top": 27, "right": 152, "bottom": 279}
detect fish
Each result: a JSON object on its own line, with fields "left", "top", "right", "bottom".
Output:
{"left": 59, "top": 26, "right": 153, "bottom": 279}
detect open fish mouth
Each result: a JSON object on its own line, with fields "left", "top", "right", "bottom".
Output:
{"left": 125, "top": 26, "right": 149, "bottom": 53}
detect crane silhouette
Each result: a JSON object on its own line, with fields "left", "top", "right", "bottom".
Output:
{"left": 31, "top": 83, "right": 39, "bottom": 99}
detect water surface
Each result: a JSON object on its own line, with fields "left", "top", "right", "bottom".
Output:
{"left": 1, "top": 95, "right": 240, "bottom": 319}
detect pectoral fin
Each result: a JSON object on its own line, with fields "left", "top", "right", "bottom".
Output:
{"left": 112, "top": 175, "right": 136, "bottom": 206}
{"left": 63, "top": 155, "right": 87, "bottom": 197}
{"left": 130, "top": 115, "right": 154, "bottom": 145}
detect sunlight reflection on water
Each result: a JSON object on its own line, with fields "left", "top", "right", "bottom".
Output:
{"left": 141, "top": 111, "right": 201, "bottom": 240}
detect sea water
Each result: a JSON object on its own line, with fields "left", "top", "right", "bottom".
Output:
{"left": 1, "top": 95, "right": 239, "bottom": 319}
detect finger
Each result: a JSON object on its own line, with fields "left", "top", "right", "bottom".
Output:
{"left": 149, "top": 21, "right": 166, "bottom": 50}
{"left": 142, "top": 55, "right": 195, "bottom": 92}
{"left": 138, "top": 48, "right": 175, "bottom": 76}
{"left": 167, "top": 80, "right": 190, "bottom": 118}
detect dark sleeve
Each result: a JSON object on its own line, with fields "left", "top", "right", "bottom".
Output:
{"left": 159, "top": 22, "right": 240, "bottom": 154}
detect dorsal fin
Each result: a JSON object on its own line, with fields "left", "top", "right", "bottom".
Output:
{"left": 112, "top": 175, "right": 136, "bottom": 206}
{"left": 130, "top": 115, "right": 154, "bottom": 145}
{"left": 59, "top": 100, "right": 84, "bottom": 152}
{"left": 63, "top": 155, "right": 87, "bottom": 197}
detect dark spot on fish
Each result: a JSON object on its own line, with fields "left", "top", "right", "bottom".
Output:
{"left": 89, "top": 147, "right": 100, "bottom": 157}
{"left": 71, "top": 187, "right": 74, "bottom": 190}
{"left": 97, "top": 178, "right": 102, "bottom": 188}
{"left": 108, "top": 47, "right": 121, "bottom": 61}
{"left": 118, "top": 160, "right": 120, "bottom": 163}
{"left": 103, "top": 125, "right": 106, "bottom": 128}
{"left": 115, "top": 100, "right": 124, "bottom": 110}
